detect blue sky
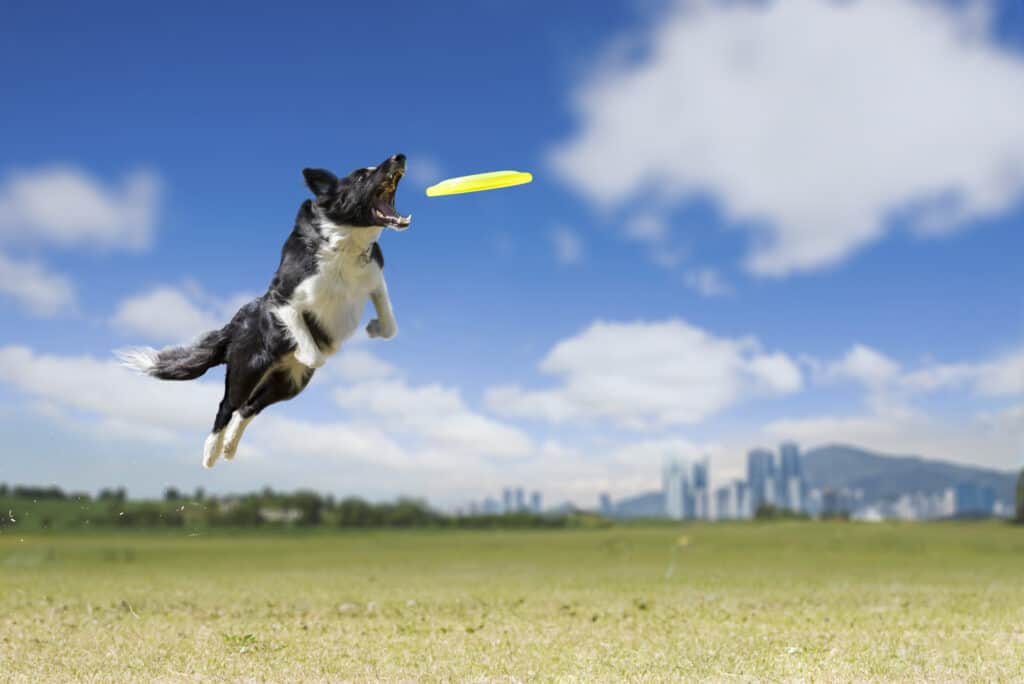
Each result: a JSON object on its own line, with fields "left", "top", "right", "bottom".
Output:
{"left": 1, "top": 0, "right": 1022, "bottom": 507}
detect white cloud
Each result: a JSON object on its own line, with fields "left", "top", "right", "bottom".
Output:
{"left": 111, "top": 282, "right": 254, "bottom": 344}
{"left": 335, "top": 378, "right": 533, "bottom": 458}
{"left": 486, "top": 318, "right": 802, "bottom": 429}
{"left": 0, "top": 345, "right": 219, "bottom": 439}
{"left": 683, "top": 267, "right": 731, "bottom": 297}
{"left": 823, "top": 342, "right": 1024, "bottom": 399}
{"left": 331, "top": 346, "right": 399, "bottom": 382}
{"left": 550, "top": 227, "right": 583, "bottom": 264}
{"left": 550, "top": 0, "right": 1024, "bottom": 276}
{"left": 823, "top": 343, "right": 902, "bottom": 388}
{"left": 0, "top": 252, "right": 76, "bottom": 316}
{"left": 0, "top": 166, "right": 159, "bottom": 251}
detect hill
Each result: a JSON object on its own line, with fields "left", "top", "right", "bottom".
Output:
{"left": 803, "top": 444, "right": 1017, "bottom": 503}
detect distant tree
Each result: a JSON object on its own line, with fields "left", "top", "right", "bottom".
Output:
{"left": 1016, "top": 468, "right": 1024, "bottom": 523}
{"left": 98, "top": 488, "right": 126, "bottom": 502}
{"left": 164, "top": 487, "right": 181, "bottom": 501}
{"left": 14, "top": 485, "right": 66, "bottom": 500}
{"left": 194, "top": 487, "right": 205, "bottom": 502}
{"left": 337, "top": 497, "right": 376, "bottom": 527}
{"left": 0, "top": 483, "right": 8, "bottom": 496}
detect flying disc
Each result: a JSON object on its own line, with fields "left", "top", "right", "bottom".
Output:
{"left": 425, "top": 170, "right": 533, "bottom": 197}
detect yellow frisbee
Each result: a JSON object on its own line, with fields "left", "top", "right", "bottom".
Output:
{"left": 426, "top": 170, "right": 533, "bottom": 197}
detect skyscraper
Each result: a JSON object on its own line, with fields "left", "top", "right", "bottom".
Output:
{"left": 599, "top": 492, "right": 613, "bottom": 517}
{"left": 662, "top": 460, "right": 688, "bottom": 520}
{"left": 715, "top": 486, "right": 732, "bottom": 520}
{"left": 530, "top": 491, "right": 542, "bottom": 514}
{"left": 692, "top": 459, "right": 710, "bottom": 520}
{"left": 779, "top": 442, "right": 803, "bottom": 512}
{"left": 502, "top": 488, "right": 513, "bottom": 514}
{"left": 747, "top": 448, "right": 776, "bottom": 513}
{"left": 514, "top": 487, "right": 526, "bottom": 512}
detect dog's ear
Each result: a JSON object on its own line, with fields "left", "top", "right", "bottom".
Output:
{"left": 302, "top": 168, "right": 339, "bottom": 197}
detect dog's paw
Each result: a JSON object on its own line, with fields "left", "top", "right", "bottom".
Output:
{"left": 366, "top": 318, "right": 397, "bottom": 340}
{"left": 203, "top": 431, "right": 224, "bottom": 469}
{"left": 294, "top": 347, "right": 326, "bottom": 368}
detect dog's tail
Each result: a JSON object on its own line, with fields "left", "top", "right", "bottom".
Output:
{"left": 117, "top": 326, "right": 231, "bottom": 380}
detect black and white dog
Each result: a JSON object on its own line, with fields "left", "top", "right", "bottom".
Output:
{"left": 119, "top": 154, "right": 411, "bottom": 468}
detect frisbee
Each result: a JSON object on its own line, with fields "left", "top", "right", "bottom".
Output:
{"left": 425, "top": 170, "right": 533, "bottom": 197}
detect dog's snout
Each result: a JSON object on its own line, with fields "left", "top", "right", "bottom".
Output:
{"left": 391, "top": 154, "right": 406, "bottom": 166}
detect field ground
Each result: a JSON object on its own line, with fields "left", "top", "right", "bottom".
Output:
{"left": 2, "top": 523, "right": 1023, "bottom": 681}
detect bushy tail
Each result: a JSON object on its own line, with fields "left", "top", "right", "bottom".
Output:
{"left": 117, "top": 327, "right": 231, "bottom": 380}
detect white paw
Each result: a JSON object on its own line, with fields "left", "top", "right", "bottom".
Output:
{"left": 366, "top": 318, "right": 397, "bottom": 339}
{"left": 203, "top": 431, "right": 224, "bottom": 469}
{"left": 294, "top": 346, "right": 325, "bottom": 368}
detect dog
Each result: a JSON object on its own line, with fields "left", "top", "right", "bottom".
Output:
{"left": 118, "top": 154, "right": 411, "bottom": 468}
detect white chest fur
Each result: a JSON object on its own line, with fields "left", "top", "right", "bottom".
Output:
{"left": 273, "top": 225, "right": 383, "bottom": 364}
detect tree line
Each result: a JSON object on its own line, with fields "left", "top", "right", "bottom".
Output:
{"left": 0, "top": 484, "right": 594, "bottom": 530}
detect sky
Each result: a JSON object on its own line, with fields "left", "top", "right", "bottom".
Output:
{"left": 0, "top": 0, "right": 1021, "bottom": 508}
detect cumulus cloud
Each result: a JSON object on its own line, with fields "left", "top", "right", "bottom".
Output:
{"left": 823, "top": 344, "right": 902, "bottom": 388}
{"left": 331, "top": 346, "right": 399, "bottom": 382}
{"left": 822, "top": 342, "right": 1024, "bottom": 399}
{"left": 111, "top": 282, "right": 254, "bottom": 344}
{"left": 550, "top": 0, "right": 1024, "bottom": 275}
{"left": 0, "top": 252, "right": 76, "bottom": 316}
{"left": 0, "top": 345, "right": 220, "bottom": 439}
{"left": 486, "top": 319, "right": 802, "bottom": 429}
{"left": 550, "top": 227, "right": 583, "bottom": 264}
{"left": 0, "top": 166, "right": 159, "bottom": 251}
{"left": 335, "top": 378, "right": 533, "bottom": 458}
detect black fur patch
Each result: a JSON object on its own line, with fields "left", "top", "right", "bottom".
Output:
{"left": 371, "top": 242, "right": 384, "bottom": 269}
{"left": 302, "top": 311, "right": 333, "bottom": 351}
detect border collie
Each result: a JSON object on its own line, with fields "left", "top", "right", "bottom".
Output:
{"left": 119, "top": 154, "right": 411, "bottom": 468}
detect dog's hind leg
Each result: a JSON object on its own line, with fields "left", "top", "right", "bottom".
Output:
{"left": 203, "top": 355, "right": 275, "bottom": 469}
{"left": 221, "top": 359, "right": 313, "bottom": 461}
{"left": 221, "top": 411, "right": 253, "bottom": 461}
{"left": 222, "top": 363, "right": 314, "bottom": 462}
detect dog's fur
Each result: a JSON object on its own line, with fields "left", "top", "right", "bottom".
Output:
{"left": 118, "top": 154, "right": 411, "bottom": 468}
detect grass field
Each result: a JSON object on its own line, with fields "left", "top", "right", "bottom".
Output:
{"left": 2, "top": 523, "right": 1023, "bottom": 681}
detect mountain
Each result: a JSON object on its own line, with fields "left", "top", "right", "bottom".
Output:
{"left": 803, "top": 444, "right": 1018, "bottom": 504}
{"left": 613, "top": 491, "right": 664, "bottom": 518}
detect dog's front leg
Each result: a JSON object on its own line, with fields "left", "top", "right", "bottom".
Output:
{"left": 366, "top": 281, "right": 398, "bottom": 340}
{"left": 276, "top": 306, "right": 326, "bottom": 368}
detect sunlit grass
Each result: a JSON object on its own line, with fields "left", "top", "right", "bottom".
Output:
{"left": 1, "top": 523, "right": 1022, "bottom": 681}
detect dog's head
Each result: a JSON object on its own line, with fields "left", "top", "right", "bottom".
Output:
{"left": 302, "top": 154, "right": 411, "bottom": 230}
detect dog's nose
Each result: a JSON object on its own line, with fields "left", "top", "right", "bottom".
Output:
{"left": 391, "top": 154, "right": 406, "bottom": 165}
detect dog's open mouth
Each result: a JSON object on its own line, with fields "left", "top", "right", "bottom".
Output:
{"left": 373, "top": 169, "right": 412, "bottom": 229}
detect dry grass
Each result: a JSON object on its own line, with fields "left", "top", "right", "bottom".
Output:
{"left": 1, "top": 522, "right": 1023, "bottom": 681}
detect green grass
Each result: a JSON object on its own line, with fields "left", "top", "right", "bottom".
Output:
{"left": 2, "top": 523, "right": 1023, "bottom": 681}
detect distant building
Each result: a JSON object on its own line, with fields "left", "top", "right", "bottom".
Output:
{"left": 733, "top": 481, "right": 750, "bottom": 519}
{"left": 530, "top": 491, "right": 542, "bottom": 514}
{"left": 483, "top": 497, "right": 500, "bottom": 515}
{"left": 514, "top": 487, "right": 526, "bottom": 512}
{"left": 502, "top": 488, "right": 513, "bottom": 514}
{"left": 692, "top": 459, "right": 710, "bottom": 520}
{"left": 779, "top": 442, "right": 804, "bottom": 512}
{"left": 599, "top": 492, "right": 613, "bottom": 517}
{"left": 715, "top": 486, "right": 732, "bottom": 520}
{"left": 663, "top": 460, "right": 689, "bottom": 520}
{"left": 954, "top": 482, "right": 995, "bottom": 516}
{"left": 747, "top": 448, "right": 776, "bottom": 512}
